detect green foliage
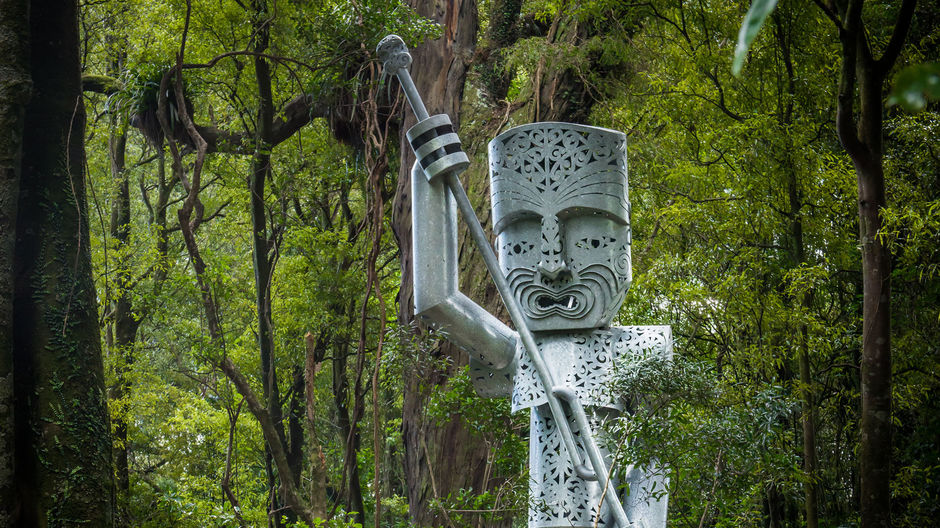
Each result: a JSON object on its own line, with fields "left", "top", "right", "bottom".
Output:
{"left": 427, "top": 366, "right": 528, "bottom": 479}
{"left": 889, "top": 62, "right": 940, "bottom": 112}
{"left": 609, "top": 354, "right": 799, "bottom": 526}
{"left": 113, "top": 62, "right": 168, "bottom": 113}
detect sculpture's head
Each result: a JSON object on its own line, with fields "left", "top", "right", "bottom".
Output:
{"left": 490, "top": 123, "right": 632, "bottom": 332}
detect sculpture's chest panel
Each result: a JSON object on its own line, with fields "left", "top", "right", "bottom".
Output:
{"left": 468, "top": 326, "right": 672, "bottom": 409}
{"left": 511, "top": 326, "right": 672, "bottom": 412}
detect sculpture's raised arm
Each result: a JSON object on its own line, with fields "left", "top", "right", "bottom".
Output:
{"left": 410, "top": 161, "right": 518, "bottom": 373}
{"left": 376, "top": 35, "right": 517, "bottom": 376}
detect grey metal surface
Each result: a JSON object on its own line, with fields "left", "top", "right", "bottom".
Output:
{"left": 490, "top": 122, "right": 632, "bottom": 332}
{"left": 379, "top": 34, "right": 671, "bottom": 528}
{"left": 518, "top": 327, "right": 671, "bottom": 528}
{"left": 411, "top": 163, "right": 517, "bottom": 371}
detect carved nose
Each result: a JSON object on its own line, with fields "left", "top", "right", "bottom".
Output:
{"left": 538, "top": 214, "right": 569, "bottom": 280}
{"left": 538, "top": 259, "right": 569, "bottom": 280}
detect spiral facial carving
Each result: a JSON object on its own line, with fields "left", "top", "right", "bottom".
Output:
{"left": 489, "top": 123, "right": 632, "bottom": 331}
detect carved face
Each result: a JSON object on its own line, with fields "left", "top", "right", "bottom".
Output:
{"left": 489, "top": 123, "right": 632, "bottom": 332}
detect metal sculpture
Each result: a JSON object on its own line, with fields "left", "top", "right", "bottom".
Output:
{"left": 378, "top": 34, "right": 671, "bottom": 528}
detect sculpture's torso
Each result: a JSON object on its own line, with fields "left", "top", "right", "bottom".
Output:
{"left": 470, "top": 326, "right": 671, "bottom": 528}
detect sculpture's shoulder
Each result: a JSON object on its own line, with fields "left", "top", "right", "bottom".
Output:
{"left": 610, "top": 325, "right": 673, "bottom": 361}
{"left": 469, "top": 351, "right": 515, "bottom": 399}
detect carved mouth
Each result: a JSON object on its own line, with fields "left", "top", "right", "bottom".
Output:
{"left": 535, "top": 294, "right": 578, "bottom": 310}
{"left": 519, "top": 285, "right": 593, "bottom": 320}
{"left": 505, "top": 268, "right": 598, "bottom": 321}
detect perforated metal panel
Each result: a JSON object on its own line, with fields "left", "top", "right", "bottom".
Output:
{"left": 514, "top": 326, "right": 671, "bottom": 527}
{"left": 489, "top": 123, "right": 632, "bottom": 332}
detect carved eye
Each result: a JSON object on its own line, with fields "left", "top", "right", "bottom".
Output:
{"left": 576, "top": 236, "right": 616, "bottom": 249}
{"left": 504, "top": 241, "right": 534, "bottom": 255}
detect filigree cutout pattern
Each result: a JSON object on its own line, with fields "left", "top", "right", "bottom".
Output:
{"left": 490, "top": 125, "right": 629, "bottom": 233}
{"left": 513, "top": 326, "right": 672, "bottom": 527}
{"left": 529, "top": 405, "right": 605, "bottom": 527}
{"left": 511, "top": 326, "right": 672, "bottom": 412}
{"left": 489, "top": 123, "right": 633, "bottom": 331}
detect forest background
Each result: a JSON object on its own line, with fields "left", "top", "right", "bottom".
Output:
{"left": 0, "top": 0, "right": 938, "bottom": 527}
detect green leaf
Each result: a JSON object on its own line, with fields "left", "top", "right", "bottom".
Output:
{"left": 888, "top": 63, "right": 940, "bottom": 112}
{"left": 732, "top": 0, "right": 779, "bottom": 76}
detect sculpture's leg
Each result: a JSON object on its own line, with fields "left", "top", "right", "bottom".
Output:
{"left": 528, "top": 405, "right": 618, "bottom": 528}
{"left": 620, "top": 462, "right": 669, "bottom": 528}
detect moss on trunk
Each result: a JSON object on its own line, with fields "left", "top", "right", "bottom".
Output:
{"left": 11, "top": 0, "right": 114, "bottom": 525}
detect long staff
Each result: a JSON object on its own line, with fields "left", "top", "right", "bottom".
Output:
{"left": 377, "top": 35, "right": 637, "bottom": 528}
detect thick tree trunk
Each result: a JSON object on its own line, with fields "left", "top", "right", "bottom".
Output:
{"left": 0, "top": 0, "right": 31, "bottom": 523}
{"left": 852, "top": 55, "right": 893, "bottom": 528}
{"left": 392, "top": 1, "right": 503, "bottom": 526}
{"left": 11, "top": 0, "right": 114, "bottom": 525}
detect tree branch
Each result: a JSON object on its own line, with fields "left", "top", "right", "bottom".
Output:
{"left": 875, "top": 0, "right": 916, "bottom": 75}
{"left": 835, "top": 0, "right": 866, "bottom": 161}
{"left": 811, "top": 0, "right": 843, "bottom": 30}
{"left": 195, "top": 92, "right": 328, "bottom": 155}
{"left": 219, "top": 357, "right": 316, "bottom": 528}
{"left": 82, "top": 74, "right": 123, "bottom": 94}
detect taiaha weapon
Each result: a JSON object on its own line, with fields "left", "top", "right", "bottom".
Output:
{"left": 376, "top": 34, "right": 638, "bottom": 528}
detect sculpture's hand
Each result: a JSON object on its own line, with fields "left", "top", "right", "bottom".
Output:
{"left": 376, "top": 35, "right": 469, "bottom": 183}
{"left": 405, "top": 115, "right": 470, "bottom": 183}
{"left": 376, "top": 35, "right": 412, "bottom": 74}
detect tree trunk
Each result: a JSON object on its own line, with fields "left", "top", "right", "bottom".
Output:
{"left": 11, "top": 0, "right": 114, "bottom": 525}
{"left": 108, "top": 122, "right": 140, "bottom": 528}
{"left": 102, "top": 25, "right": 135, "bottom": 514}
{"left": 476, "top": 0, "right": 523, "bottom": 102}
{"left": 304, "top": 332, "right": 329, "bottom": 519}
{"left": 765, "top": 483, "right": 783, "bottom": 528}
{"left": 108, "top": 121, "right": 140, "bottom": 493}
{"left": 287, "top": 365, "right": 305, "bottom": 488}
{"left": 775, "top": 12, "right": 819, "bottom": 524}
{"left": 329, "top": 312, "right": 366, "bottom": 525}
{"left": 393, "top": 1, "right": 503, "bottom": 526}
{"left": 532, "top": 14, "right": 595, "bottom": 123}
{"left": 0, "top": 0, "right": 31, "bottom": 523}
{"left": 249, "top": 3, "right": 289, "bottom": 525}
{"left": 831, "top": 2, "right": 915, "bottom": 526}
